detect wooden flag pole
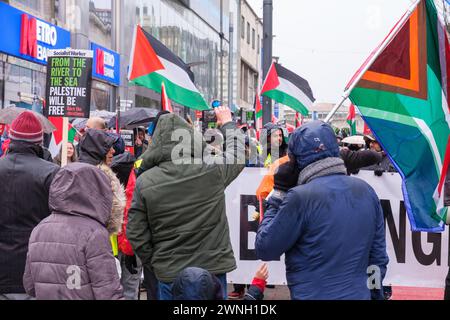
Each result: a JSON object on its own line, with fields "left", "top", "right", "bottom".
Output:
{"left": 61, "top": 117, "right": 69, "bottom": 167}
{"left": 324, "top": 0, "right": 420, "bottom": 124}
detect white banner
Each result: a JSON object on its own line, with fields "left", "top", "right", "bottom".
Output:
{"left": 225, "top": 168, "right": 449, "bottom": 288}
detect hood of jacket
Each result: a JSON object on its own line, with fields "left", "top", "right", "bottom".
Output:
{"left": 7, "top": 140, "right": 44, "bottom": 158}
{"left": 97, "top": 163, "right": 125, "bottom": 234}
{"left": 172, "top": 267, "right": 223, "bottom": 300}
{"left": 262, "top": 122, "right": 288, "bottom": 157}
{"left": 140, "top": 113, "right": 206, "bottom": 171}
{"left": 78, "top": 129, "right": 116, "bottom": 166}
{"left": 288, "top": 121, "right": 340, "bottom": 171}
{"left": 49, "top": 162, "right": 113, "bottom": 228}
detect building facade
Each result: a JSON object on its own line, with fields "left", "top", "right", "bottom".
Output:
{"left": 238, "top": 0, "right": 262, "bottom": 111}
{"left": 296, "top": 103, "right": 365, "bottom": 133}
{"left": 0, "top": 0, "right": 233, "bottom": 119}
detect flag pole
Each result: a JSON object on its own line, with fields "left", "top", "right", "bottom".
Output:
{"left": 61, "top": 117, "right": 69, "bottom": 167}
{"left": 325, "top": 0, "right": 421, "bottom": 124}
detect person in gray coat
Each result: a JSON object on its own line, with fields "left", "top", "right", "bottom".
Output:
{"left": 23, "top": 162, "right": 124, "bottom": 300}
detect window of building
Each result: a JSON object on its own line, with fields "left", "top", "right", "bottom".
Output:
{"left": 252, "top": 28, "right": 255, "bottom": 49}
{"left": 242, "top": 64, "right": 248, "bottom": 102}
{"left": 247, "top": 22, "right": 250, "bottom": 45}
{"left": 89, "top": 0, "right": 112, "bottom": 48}
{"left": 3, "top": 61, "right": 46, "bottom": 112}
{"left": 248, "top": 70, "right": 253, "bottom": 102}
{"left": 254, "top": 74, "right": 258, "bottom": 98}
{"left": 257, "top": 35, "right": 260, "bottom": 53}
{"left": 91, "top": 80, "right": 111, "bottom": 111}
{"left": 13, "top": 0, "right": 39, "bottom": 11}
{"left": 241, "top": 16, "right": 245, "bottom": 39}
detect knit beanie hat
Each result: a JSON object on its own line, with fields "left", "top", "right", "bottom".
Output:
{"left": 9, "top": 111, "right": 43, "bottom": 144}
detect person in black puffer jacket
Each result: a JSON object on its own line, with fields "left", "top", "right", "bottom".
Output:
{"left": 0, "top": 112, "right": 59, "bottom": 299}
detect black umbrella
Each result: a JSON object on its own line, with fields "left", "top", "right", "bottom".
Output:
{"left": 108, "top": 108, "right": 159, "bottom": 130}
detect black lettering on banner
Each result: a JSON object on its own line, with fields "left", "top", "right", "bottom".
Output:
{"left": 382, "top": 200, "right": 406, "bottom": 263}
{"left": 412, "top": 231, "right": 442, "bottom": 266}
{"left": 240, "top": 195, "right": 259, "bottom": 261}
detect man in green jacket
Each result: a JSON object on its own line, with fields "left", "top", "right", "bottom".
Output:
{"left": 127, "top": 106, "right": 245, "bottom": 300}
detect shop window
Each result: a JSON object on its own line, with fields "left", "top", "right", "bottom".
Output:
{"left": 4, "top": 62, "right": 45, "bottom": 112}
{"left": 91, "top": 80, "right": 111, "bottom": 111}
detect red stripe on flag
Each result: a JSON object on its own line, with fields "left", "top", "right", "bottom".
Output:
{"left": 363, "top": 122, "right": 372, "bottom": 135}
{"left": 437, "top": 135, "right": 450, "bottom": 197}
{"left": 48, "top": 117, "right": 74, "bottom": 146}
{"left": 345, "top": 10, "right": 408, "bottom": 90}
{"left": 161, "top": 82, "right": 173, "bottom": 112}
{"left": 129, "top": 26, "right": 165, "bottom": 81}
{"left": 261, "top": 62, "right": 280, "bottom": 94}
{"left": 347, "top": 104, "right": 356, "bottom": 122}
{"left": 255, "top": 93, "right": 263, "bottom": 131}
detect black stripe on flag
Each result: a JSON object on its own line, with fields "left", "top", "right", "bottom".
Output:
{"left": 141, "top": 27, "right": 195, "bottom": 83}
{"left": 274, "top": 63, "right": 315, "bottom": 102}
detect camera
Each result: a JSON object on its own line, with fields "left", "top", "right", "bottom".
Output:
{"left": 202, "top": 100, "right": 221, "bottom": 132}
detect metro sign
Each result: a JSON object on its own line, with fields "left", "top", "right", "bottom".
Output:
{"left": 96, "top": 48, "right": 116, "bottom": 79}
{"left": 0, "top": 3, "right": 71, "bottom": 65}
{"left": 91, "top": 42, "right": 120, "bottom": 86}
{"left": 20, "top": 14, "right": 59, "bottom": 63}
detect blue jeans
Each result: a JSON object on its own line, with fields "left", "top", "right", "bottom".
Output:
{"left": 159, "top": 274, "right": 227, "bottom": 300}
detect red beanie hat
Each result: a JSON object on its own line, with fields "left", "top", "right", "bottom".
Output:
{"left": 9, "top": 111, "right": 43, "bottom": 143}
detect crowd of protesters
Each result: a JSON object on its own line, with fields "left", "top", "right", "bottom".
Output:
{"left": 0, "top": 108, "right": 448, "bottom": 301}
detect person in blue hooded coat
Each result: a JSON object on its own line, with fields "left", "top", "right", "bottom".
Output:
{"left": 255, "top": 121, "right": 389, "bottom": 300}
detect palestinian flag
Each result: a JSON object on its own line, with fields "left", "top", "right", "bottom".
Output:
{"left": 48, "top": 117, "right": 77, "bottom": 158}
{"left": 348, "top": 0, "right": 450, "bottom": 232}
{"left": 161, "top": 82, "right": 173, "bottom": 113}
{"left": 254, "top": 92, "right": 263, "bottom": 131}
{"left": 363, "top": 122, "right": 372, "bottom": 135}
{"left": 294, "top": 112, "right": 303, "bottom": 128}
{"left": 128, "top": 25, "right": 208, "bottom": 111}
{"left": 261, "top": 62, "right": 315, "bottom": 116}
{"left": 347, "top": 104, "right": 357, "bottom": 135}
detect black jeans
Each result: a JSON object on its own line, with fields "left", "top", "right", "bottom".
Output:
{"left": 445, "top": 268, "right": 450, "bottom": 300}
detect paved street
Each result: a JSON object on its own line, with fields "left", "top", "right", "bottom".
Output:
{"left": 139, "top": 284, "right": 444, "bottom": 300}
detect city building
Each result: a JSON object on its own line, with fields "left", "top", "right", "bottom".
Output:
{"left": 296, "top": 102, "right": 365, "bottom": 133}
{"left": 0, "top": 0, "right": 233, "bottom": 120}
{"left": 238, "top": 0, "right": 262, "bottom": 111}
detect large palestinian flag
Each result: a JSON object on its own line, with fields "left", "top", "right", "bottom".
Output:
{"left": 128, "top": 25, "right": 209, "bottom": 110}
{"left": 260, "top": 62, "right": 315, "bottom": 116}
{"left": 348, "top": 0, "right": 450, "bottom": 232}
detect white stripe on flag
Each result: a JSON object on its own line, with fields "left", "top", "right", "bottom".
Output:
{"left": 277, "top": 77, "right": 314, "bottom": 109}
{"left": 156, "top": 57, "right": 200, "bottom": 93}
{"left": 414, "top": 118, "right": 443, "bottom": 178}
{"left": 127, "top": 25, "right": 138, "bottom": 81}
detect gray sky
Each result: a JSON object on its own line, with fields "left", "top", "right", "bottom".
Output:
{"left": 246, "top": 0, "right": 417, "bottom": 104}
